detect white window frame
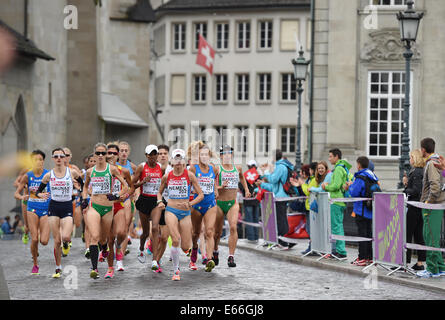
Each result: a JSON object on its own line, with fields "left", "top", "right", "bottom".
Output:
{"left": 258, "top": 20, "right": 273, "bottom": 50}
{"left": 257, "top": 73, "right": 272, "bottom": 103}
{"left": 367, "top": 70, "right": 412, "bottom": 159}
{"left": 215, "top": 22, "right": 229, "bottom": 51}
{"left": 281, "top": 126, "right": 297, "bottom": 154}
{"left": 256, "top": 126, "right": 271, "bottom": 155}
{"left": 236, "top": 21, "right": 251, "bottom": 51}
{"left": 169, "top": 125, "right": 186, "bottom": 150}
{"left": 172, "top": 22, "right": 186, "bottom": 52}
{"left": 192, "top": 74, "right": 206, "bottom": 104}
{"left": 369, "top": 0, "right": 412, "bottom": 7}
{"left": 193, "top": 22, "right": 207, "bottom": 51}
{"left": 214, "top": 125, "right": 228, "bottom": 148}
{"left": 280, "top": 73, "right": 297, "bottom": 103}
{"left": 214, "top": 74, "right": 228, "bottom": 103}
{"left": 235, "top": 74, "right": 249, "bottom": 103}
{"left": 234, "top": 125, "right": 249, "bottom": 154}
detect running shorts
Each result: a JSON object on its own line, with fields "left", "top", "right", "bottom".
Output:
{"left": 135, "top": 195, "right": 157, "bottom": 216}
{"left": 49, "top": 200, "right": 73, "bottom": 219}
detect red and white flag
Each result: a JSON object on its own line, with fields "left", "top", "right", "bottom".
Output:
{"left": 196, "top": 34, "right": 215, "bottom": 75}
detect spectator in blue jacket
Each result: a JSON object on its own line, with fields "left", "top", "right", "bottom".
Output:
{"left": 257, "top": 150, "right": 298, "bottom": 249}
{"left": 1, "top": 216, "right": 13, "bottom": 235}
{"left": 344, "top": 156, "right": 379, "bottom": 266}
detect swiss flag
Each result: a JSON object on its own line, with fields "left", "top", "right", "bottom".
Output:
{"left": 196, "top": 34, "right": 215, "bottom": 75}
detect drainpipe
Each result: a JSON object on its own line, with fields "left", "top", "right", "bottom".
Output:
{"left": 308, "top": 0, "right": 315, "bottom": 162}
{"left": 24, "top": 0, "right": 28, "bottom": 38}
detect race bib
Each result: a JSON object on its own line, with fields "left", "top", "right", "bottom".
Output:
{"left": 91, "top": 176, "right": 111, "bottom": 195}
{"left": 50, "top": 178, "right": 72, "bottom": 202}
{"left": 198, "top": 177, "right": 214, "bottom": 194}
{"left": 28, "top": 185, "right": 49, "bottom": 203}
{"left": 168, "top": 180, "right": 189, "bottom": 199}
{"left": 143, "top": 178, "right": 161, "bottom": 196}
{"left": 222, "top": 172, "right": 239, "bottom": 189}
{"left": 112, "top": 178, "right": 121, "bottom": 195}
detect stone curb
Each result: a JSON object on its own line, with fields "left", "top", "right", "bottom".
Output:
{"left": 0, "top": 264, "right": 10, "bottom": 300}
{"left": 220, "top": 240, "right": 445, "bottom": 295}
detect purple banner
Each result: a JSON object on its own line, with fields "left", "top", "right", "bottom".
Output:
{"left": 261, "top": 192, "right": 278, "bottom": 243}
{"left": 374, "top": 193, "right": 405, "bottom": 266}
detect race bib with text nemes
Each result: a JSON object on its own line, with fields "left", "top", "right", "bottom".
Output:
{"left": 168, "top": 180, "right": 189, "bottom": 199}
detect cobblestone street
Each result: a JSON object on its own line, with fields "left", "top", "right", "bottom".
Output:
{"left": 1, "top": 238, "right": 445, "bottom": 300}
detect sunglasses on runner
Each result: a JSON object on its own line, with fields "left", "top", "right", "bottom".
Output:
{"left": 64, "top": 154, "right": 71, "bottom": 157}
{"left": 107, "top": 151, "right": 118, "bottom": 155}
{"left": 52, "top": 154, "right": 66, "bottom": 159}
{"left": 95, "top": 151, "right": 107, "bottom": 156}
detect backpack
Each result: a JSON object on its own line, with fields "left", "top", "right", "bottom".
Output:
{"left": 356, "top": 175, "right": 381, "bottom": 210}
{"left": 282, "top": 166, "right": 298, "bottom": 196}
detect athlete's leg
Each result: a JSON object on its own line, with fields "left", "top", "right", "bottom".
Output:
{"left": 138, "top": 211, "right": 151, "bottom": 252}
{"left": 28, "top": 212, "right": 40, "bottom": 266}
{"left": 157, "top": 224, "right": 170, "bottom": 262}
{"left": 86, "top": 207, "right": 102, "bottom": 271}
{"left": 178, "top": 215, "right": 192, "bottom": 254}
{"left": 149, "top": 207, "right": 161, "bottom": 260}
{"left": 203, "top": 205, "right": 216, "bottom": 260}
{"left": 74, "top": 205, "right": 82, "bottom": 228}
{"left": 213, "top": 206, "right": 225, "bottom": 252}
{"left": 226, "top": 202, "right": 240, "bottom": 256}
{"left": 191, "top": 209, "right": 203, "bottom": 251}
{"left": 199, "top": 223, "right": 206, "bottom": 258}
{"left": 165, "top": 211, "right": 181, "bottom": 274}
{"left": 60, "top": 216, "right": 73, "bottom": 247}
{"left": 49, "top": 216, "right": 62, "bottom": 267}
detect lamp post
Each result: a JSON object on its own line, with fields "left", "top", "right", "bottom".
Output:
{"left": 396, "top": 0, "right": 423, "bottom": 189}
{"left": 292, "top": 47, "right": 310, "bottom": 172}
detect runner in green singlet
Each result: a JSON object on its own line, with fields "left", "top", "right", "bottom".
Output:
{"left": 214, "top": 145, "right": 250, "bottom": 268}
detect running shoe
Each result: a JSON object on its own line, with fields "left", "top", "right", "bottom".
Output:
{"left": 116, "top": 249, "right": 124, "bottom": 262}
{"left": 227, "top": 256, "right": 236, "bottom": 268}
{"left": 185, "top": 248, "right": 192, "bottom": 257}
{"left": 22, "top": 233, "right": 29, "bottom": 245}
{"left": 52, "top": 268, "right": 62, "bottom": 278}
{"left": 137, "top": 250, "right": 146, "bottom": 263}
{"left": 351, "top": 258, "right": 368, "bottom": 266}
{"left": 172, "top": 270, "right": 180, "bottom": 281}
{"left": 69, "top": 241, "right": 72, "bottom": 248}
{"left": 188, "top": 261, "right": 198, "bottom": 271}
{"left": 85, "top": 248, "right": 90, "bottom": 259}
{"left": 213, "top": 251, "right": 219, "bottom": 266}
{"left": 205, "top": 260, "right": 215, "bottom": 273}
{"left": 99, "top": 251, "right": 105, "bottom": 262}
{"left": 125, "top": 249, "right": 130, "bottom": 256}
{"left": 416, "top": 269, "right": 440, "bottom": 278}
{"left": 151, "top": 260, "right": 159, "bottom": 271}
{"left": 31, "top": 265, "right": 39, "bottom": 275}
{"left": 62, "top": 242, "right": 70, "bottom": 257}
{"left": 190, "top": 247, "right": 198, "bottom": 263}
{"left": 105, "top": 268, "right": 114, "bottom": 279}
{"left": 202, "top": 255, "right": 208, "bottom": 265}
{"left": 127, "top": 236, "right": 132, "bottom": 245}
{"left": 145, "top": 239, "right": 152, "bottom": 255}
{"left": 116, "top": 260, "right": 125, "bottom": 272}
{"left": 411, "top": 263, "right": 425, "bottom": 271}
{"left": 90, "top": 269, "right": 99, "bottom": 279}
{"left": 155, "top": 266, "right": 163, "bottom": 273}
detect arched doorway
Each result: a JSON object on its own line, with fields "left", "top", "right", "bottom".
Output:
{"left": 15, "top": 95, "right": 27, "bottom": 151}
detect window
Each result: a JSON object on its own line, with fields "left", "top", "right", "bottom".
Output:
{"left": 194, "top": 22, "right": 207, "bottom": 50}
{"left": 172, "top": 23, "right": 186, "bottom": 51}
{"left": 281, "top": 127, "right": 296, "bottom": 154}
{"left": 256, "top": 126, "right": 271, "bottom": 154}
{"left": 368, "top": 71, "right": 409, "bottom": 157}
{"left": 191, "top": 124, "right": 206, "bottom": 141}
{"left": 236, "top": 74, "right": 249, "bottom": 103}
{"left": 259, "top": 21, "right": 273, "bottom": 49}
{"left": 281, "top": 73, "right": 297, "bottom": 102}
{"left": 215, "top": 74, "right": 228, "bottom": 103}
{"left": 234, "top": 125, "right": 249, "bottom": 153}
{"left": 237, "top": 22, "right": 250, "bottom": 50}
{"left": 258, "top": 73, "right": 272, "bottom": 102}
{"left": 371, "top": 0, "right": 410, "bottom": 5}
{"left": 171, "top": 75, "right": 186, "bottom": 104}
{"left": 216, "top": 23, "right": 229, "bottom": 50}
{"left": 193, "top": 75, "right": 206, "bottom": 103}
{"left": 214, "top": 125, "right": 228, "bottom": 149}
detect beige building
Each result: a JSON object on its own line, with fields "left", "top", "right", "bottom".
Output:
{"left": 151, "top": 0, "right": 311, "bottom": 164}
{"left": 312, "top": 0, "right": 445, "bottom": 190}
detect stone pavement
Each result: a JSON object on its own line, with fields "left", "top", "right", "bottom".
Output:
{"left": 220, "top": 237, "right": 445, "bottom": 294}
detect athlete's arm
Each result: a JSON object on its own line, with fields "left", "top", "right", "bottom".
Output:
{"left": 189, "top": 172, "right": 204, "bottom": 206}
{"left": 122, "top": 167, "right": 135, "bottom": 198}
{"left": 212, "top": 165, "right": 219, "bottom": 199}
{"left": 13, "top": 168, "right": 28, "bottom": 188}
{"left": 14, "top": 174, "right": 28, "bottom": 201}
{"left": 35, "top": 172, "right": 51, "bottom": 199}
{"left": 131, "top": 164, "right": 145, "bottom": 189}
{"left": 237, "top": 165, "right": 251, "bottom": 198}
{"left": 156, "top": 175, "right": 167, "bottom": 209}
{"left": 111, "top": 165, "right": 129, "bottom": 198}
{"left": 81, "top": 168, "right": 92, "bottom": 200}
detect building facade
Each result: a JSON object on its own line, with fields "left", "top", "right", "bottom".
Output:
{"left": 312, "top": 0, "right": 445, "bottom": 190}
{"left": 151, "top": 0, "right": 311, "bottom": 164}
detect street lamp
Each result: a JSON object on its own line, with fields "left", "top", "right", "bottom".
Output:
{"left": 292, "top": 46, "right": 310, "bottom": 172}
{"left": 396, "top": 0, "right": 423, "bottom": 189}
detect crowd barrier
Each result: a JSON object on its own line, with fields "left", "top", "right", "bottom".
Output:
{"left": 238, "top": 191, "right": 445, "bottom": 276}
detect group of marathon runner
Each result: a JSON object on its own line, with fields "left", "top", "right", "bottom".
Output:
{"left": 13, "top": 141, "right": 250, "bottom": 281}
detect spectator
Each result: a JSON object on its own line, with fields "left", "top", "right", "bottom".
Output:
{"left": 242, "top": 160, "right": 261, "bottom": 243}
{"left": 1, "top": 216, "right": 13, "bottom": 235}
{"left": 321, "top": 148, "right": 351, "bottom": 259}
{"left": 417, "top": 138, "right": 445, "bottom": 278}
{"left": 257, "top": 149, "right": 298, "bottom": 249}
{"left": 11, "top": 214, "right": 23, "bottom": 234}
{"left": 344, "top": 156, "right": 379, "bottom": 266}
{"left": 403, "top": 149, "right": 426, "bottom": 271}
